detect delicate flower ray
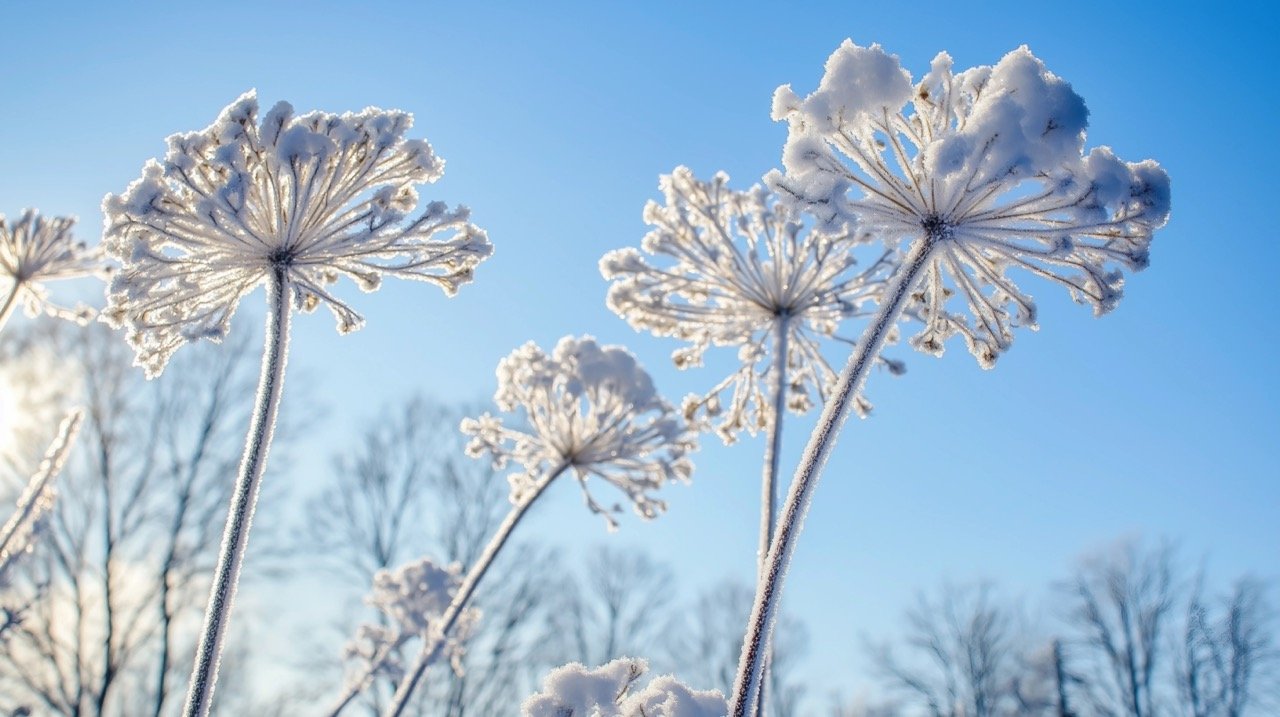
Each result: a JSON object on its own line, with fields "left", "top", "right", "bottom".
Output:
{"left": 461, "top": 336, "right": 695, "bottom": 530}
{"left": 343, "top": 558, "right": 479, "bottom": 691}
{"left": 523, "top": 658, "right": 728, "bottom": 717}
{"left": 102, "top": 90, "right": 493, "bottom": 377}
{"left": 602, "top": 167, "right": 898, "bottom": 442}
{"left": 0, "top": 409, "right": 83, "bottom": 582}
{"left": 0, "top": 211, "right": 106, "bottom": 329}
{"left": 769, "top": 42, "right": 1170, "bottom": 368}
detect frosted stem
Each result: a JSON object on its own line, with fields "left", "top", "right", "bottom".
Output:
{"left": 0, "top": 282, "right": 21, "bottom": 335}
{"left": 753, "top": 317, "right": 789, "bottom": 717}
{"left": 184, "top": 269, "right": 292, "bottom": 717}
{"left": 0, "top": 409, "right": 83, "bottom": 576}
{"left": 379, "top": 461, "right": 571, "bottom": 717}
{"left": 729, "top": 235, "right": 937, "bottom": 717}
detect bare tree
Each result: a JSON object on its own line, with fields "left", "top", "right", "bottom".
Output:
{"left": 540, "top": 545, "right": 676, "bottom": 671}
{"left": 868, "top": 583, "right": 1026, "bottom": 717}
{"left": 297, "top": 397, "right": 558, "bottom": 717}
{"left": 1180, "top": 575, "right": 1277, "bottom": 717}
{"left": 0, "top": 322, "right": 274, "bottom": 716}
{"left": 1062, "top": 539, "right": 1178, "bottom": 717}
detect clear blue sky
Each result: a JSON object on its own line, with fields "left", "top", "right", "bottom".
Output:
{"left": 2, "top": 0, "right": 1277, "bottom": 707}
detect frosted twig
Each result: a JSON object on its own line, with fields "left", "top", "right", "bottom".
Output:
{"left": 0, "top": 409, "right": 83, "bottom": 580}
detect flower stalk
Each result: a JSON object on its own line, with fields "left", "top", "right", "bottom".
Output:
{"left": 751, "top": 317, "right": 789, "bottom": 717}
{"left": 380, "top": 460, "right": 570, "bottom": 717}
{"left": 184, "top": 268, "right": 291, "bottom": 717}
{"left": 730, "top": 232, "right": 937, "bottom": 716}
{"left": 0, "top": 283, "right": 19, "bottom": 335}
{"left": 0, "top": 409, "right": 83, "bottom": 577}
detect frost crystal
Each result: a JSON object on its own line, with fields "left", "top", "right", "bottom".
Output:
{"left": 460, "top": 336, "right": 696, "bottom": 530}
{"left": 523, "top": 658, "right": 728, "bottom": 717}
{"left": 102, "top": 90, "right": 493, "bottom": 376}
{"left": 344, "top": 557, "right": 478, "bottom": 687}
{"left": 0, "top": 210, "right": 106, "bottom": 326}
{"left": 602, "top": 168, "right": 896, "bottom": 441}
{"left": 770, "top": 42, "right": 1170, "bottom": 367}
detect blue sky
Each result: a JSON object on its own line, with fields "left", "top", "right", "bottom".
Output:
{"left": 2, "top": 0, "right": 1277, "bottom": 707}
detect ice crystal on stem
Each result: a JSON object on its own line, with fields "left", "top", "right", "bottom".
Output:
{"left": 602, "top": 167, "right": 895, "bottom": 441}
{"left": 0, "top": 211, "right": 106, "bottom": 332}
{"left": 769, "top": 42, "right": 1170, "bottom": 367}
{"left": 343, "top": 558, "right": 479, "bottom": 692}
{"left": 730, "top": 42, "right": 1170, "bottom": 717}
{"left": 461, "top": 335, "right": 696, "bottom": 530}
{"left": 523, "top": 658, "right": 728, "bottom": 717}
{"left": 102, "top": 90, "right": 492, "bottom": 377}
{"left": 0, "top": 409, "right": 82, "bottom": 582}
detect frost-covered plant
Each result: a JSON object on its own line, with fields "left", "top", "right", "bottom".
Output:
{"left": 730, "top": 42, "right": 1170, "bottom": 716}
{"left": 338, "top": 558, "right": 479, "bottom": 706}
{"left": 602, "top": 168, "right": 895, "bottom": 717}
{"left": 101, "top": 91, "right": 492, "bottom": 717}
{"left": 462, "top": 335, "right": 695, "bottom": 530}
{"left": 103, "top": 90, "right": 491, "bottom": 378}
{"left": 0, "top": 211, "right": 106, "bottom": 333}
{"left": 0, "top": 410, "right": 82, "bottom": 583}
{"left": 524, "top": 657, "right": 728, "bottom": 717}
{"left": 603, "top": 167, "right": 895, "bottom": 439}
{"left": 377, "top": 336, "right": 696, "bottom": 716}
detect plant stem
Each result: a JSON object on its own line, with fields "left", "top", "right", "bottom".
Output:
{"left": 375, "top": 461, "right": 570, "bottom": 717}
{"left": 183, "top": 269, "right": 292, "bottom": 717}
{"left": 753, "top": 317, "right": 789, "bottom": 717}
{"left": 729, "top": 235, "right": 936, "bottom": 716}
{"left": 0, "top": 281, "right": 22, "bottom": 335}
{"left": 0, "top": 409, "right": 82, "bottom": 575}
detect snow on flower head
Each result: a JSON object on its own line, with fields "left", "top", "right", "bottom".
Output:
{"left": 601, "top": 167, "right": 898, "bottom": 443}
{"left": 460, "top": 336, "right": 696, "bottom": 530}
{"left": 770, "top": 43, "right": 1170, "bottom": 368}
{"left": 102, "top": 90, "right": 493, "bottom": 377}
{"left": 0, "top": 210, "right": 107, "bottom": 325}
{"left": 523, "top": 658, "right": 728, "bottom": 717}
{"left": 343, "top": 557, "right": 478, "bottom": 687}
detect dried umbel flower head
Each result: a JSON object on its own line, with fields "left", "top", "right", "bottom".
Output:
{"left": 602, "top": 168, "right": 896, "bottom": 441}
{"left": 0, "top": 210, "right": 106, "bottom": 328}
{"left": 769, "top": 42, "right": 1170, "bottom": 367}
{"left": 523, "top": 658, "right": 728, "bottom": 717}
{"left": 344, "top": 558, "right": 478, "bottom": 686}
{"left": 461, "top": 336, "right": 696, "bottom": 530}
{"left": 103, "top": 90, "right": 493, "bottom": 376}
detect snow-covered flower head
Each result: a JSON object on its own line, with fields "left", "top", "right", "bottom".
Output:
{"left": 602, "top": 167, "right": 897, "bottom": 442}
{"left": 102, "top": 90, "right": 493, "bottom": 377}
{"left": 461, "top": 336, "right": 696, "bottom": 530}
{"left": 344, "top": 557, "right": 479, "bottom": 685}
{"left": 523, "top": 658, "right": 728, "bottom": 717}
{"left": 0, "top": 210, "right": 106, "bottom": 325}
{"left": 770, "top": 42, "right": 1170, "bottom": 367}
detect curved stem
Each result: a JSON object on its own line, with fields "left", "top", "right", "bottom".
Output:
{"left": 377, "top": 461, "right": 571, "bottom": 717}
{"left": 729, "top": 235, "right": 936, "bottom": 716}
{"left": 0, "top": 281, "right": 23, "bottom": 335}
{"left": 753, "top": 318, "right": 789, "bottom": 717}
{"left": 183, "top": 269, "right": 292, "bottom": 717}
